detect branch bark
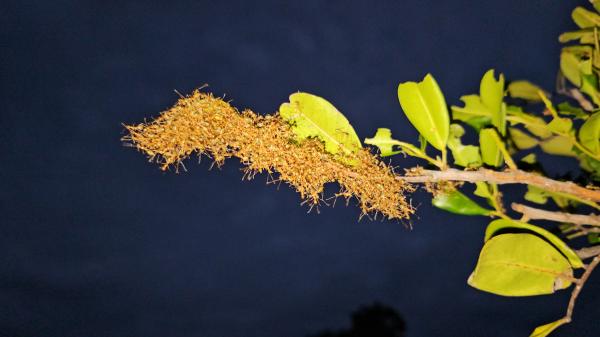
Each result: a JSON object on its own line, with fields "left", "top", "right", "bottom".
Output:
{"left": 400, "top": 168, "right": 600, "bottom": 202}
{"left": 565, "top": 255, "right": 600, "bottom": 322}
{"left": 511, "top": 203, "right": 600, "bottom": 226}
{"left": 576, "top": 246, "right": 600, "bottom": 260}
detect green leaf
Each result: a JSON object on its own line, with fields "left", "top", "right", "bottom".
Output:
{"left": 507, "top": 81, "right": 547, "bottom": 102}
{"left": 561, "top": 51, "right": 583, "bottom": 87}
{"left": 474, "top": 181, "right": 493, "bottom": 199}
{"left": 559, "top": 29, "right": 595, "bottom": 43}
{"left": 520, "top": 153, "right": 537, "bottom": 164}
{"left": 557, "top": 102, "right": 588, "bottom": 120}
{"left": 593, "top": 0, "right": 600, "bottom": 14}
{"left": 506, "top": 107, "right": 553, "bottom": 139}
{"left": 580, "top": 73, "right": 600, "bottom": 106}
{"left": 473, "top": 182, "right": 496, "bottom": 207}
{"left": 467, "top": 233, "right": 574, "bottom": 296}
{"left": 480, "top": 69, "right": 506, "bottom": 135}
{"left": 572, "top": 6, "right": 600, "bottom": 28}
{"left": 447, "top": 124, "right": 482, "bottom": 168}
{"left": 484, "top": 219, "right": 584, "bottom": 269}
{"left": 530, "top": 319, "right": 569, "bottom": 337}
{"left": 279, "top": 92, "right": 362, "bottom": 158}
{"left": 418, "top": 134, "right": 428, "bottom": 152}
{"left": 560, "top": 46, "right": 594, "bottom": 88}
{"left": 547, "top": 117, "right": 573, "bottom": 134}
{"left": 432, "top": 190, "right": 492, "bottom": 216}
{"left": 397, "top": 74, "right": 449, "bottom": 151}
{"left": 480, "top": 70, "right": 505, "bottom": 116}
{"left": 540, "top": 136, "right": 576, "bottom": 157}
{"left": 509, "top": 127, "right": 538, "bottom": 150}
{"left": 364, "top": 128, "right": 434, "bottom": 164}
{"left": 451, "top": 95, "right": 493, "bottom": 130}
{"left": 525, "top": 186, "right": 549, "bottom": 205}
{"left": 578, "top": 151, "right": 600, "bottom": 178}
{"left": 364, "top": 128, "right": 402, "bottom": 156}
{"left": 479, "top": 128, "right": 504, "bottom": 167}
{"left": 579, "top": 111, "right": 600, "bottom": 154}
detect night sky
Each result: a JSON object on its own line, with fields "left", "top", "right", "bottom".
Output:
{"left": 2, "top": 0, "right": 599, "bottom": 336}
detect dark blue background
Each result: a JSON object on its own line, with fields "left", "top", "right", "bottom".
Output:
{"left": 2, "top": 1, "right": 598, "bottom": 336}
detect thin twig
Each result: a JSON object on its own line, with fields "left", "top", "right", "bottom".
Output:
{"left": 568, "top": 88, "right": 594, "bottom": 112}
{"left": 542, "top": 254, "right": 600, "bottom": 333}
{"left": 511, "top": 203, "right": 600, "bottom": 226}
{"left": 576, "top": 246, "right": 600, "bottom": 260}
{"left": 400, "top": 169, "right": 600, "bottom": 202}
{"left": 565, "top": 255, "right": 600, "bottom": 322}
{"left": 556, "top": 71, "right": 594, "bottom": 111}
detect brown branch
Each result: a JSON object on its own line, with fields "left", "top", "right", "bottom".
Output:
{"left": 534, "top": 254, "right": 600, "bottom": 334}
{"left": 511, "top": 203, "right": 600, "bottom": 226}
{"left": 576, "top": 246, "right": 600, "bottom": 260}
{"left": 400, "top": 168, "right": 600, "bottom": 202}
{"left": 565, "top": 255, "right": 600, "bottom": 323}
{"left": 568, "top": 88, "right": 594, "bottom": 112}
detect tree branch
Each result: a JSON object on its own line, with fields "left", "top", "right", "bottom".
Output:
{"left": 576, "top": 246, "right": 600, "bottom": 260}
{"left": 511, "top": 203, "right": 600, "bottom": 226}
{"left": 400, "top": 168, "right": 600, "bottom": 202}
{"left": 565, "top": 255, "right": 600, "bottom": 322}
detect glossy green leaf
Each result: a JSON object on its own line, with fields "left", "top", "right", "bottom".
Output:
{"left": 580, "top": 73, "right": 600, "bottom": 105}
{"left": 474, "top": 182, "right": 493, "bottom": 199}
{"left": 547, "top": 117, "right": 573, "bottom": 134}
{"left": 432, "top": 190, "right": 492, "bottom": 216}
{"left": 479, "top": 128, "right": 504, "bottom": 167}
{"left": 418, "top": 134, "right": 428, "bottom": 152}
{"left": 578, "top": 53, "right": 593, "bottom": 75}
{"left": 451, "top": 95, "right": 493, "bottom": 130}
{"left": 557, "top": 102, "right": 588, "bottom": 120}
{"left": 578, "top": 151, "right": 600, "bottom": 178}
{"left": 506, "top": 107, "right": 553, "bottom": 139}
{"left": 572, "top": 6, "right": 600, "bottom": 28}
{"left": 397, "top": 74, "right": 449, "bottom": 150}
{"left": 507, "top": 81, "right": 547, "bottom": 102}
{"left": 447, "top": 124, "right": 482, "bottom": 168}
{"left": 451, "top": 70, "right": 506, "bottom": 133}
{"left": 525, "top": 185, "right": 549, "bottom": 205}
{"left": 560, "top": 47, "right": 594, "bottom": 89}
{"left": 561, "top": 51, "right": 583, "bottom": 87}
{"left": 480, "top": 69, "right": 506, "bottom": 135}
{"left": 364, "top": 128, "right": 401, "bottom": 156}
{"left": 579, "top": 111, "right": 600, "bottom": 154}
{"left": 280, "top": 92, "right": 361, "bottom": 158}
{"left": 509, "top": 127, "right": 538, "bottom": 150}
{"left": 480, "top": 70, "right": 505, "bottom": 116}
{"left": 468, "top": 233, "right": 574, "bottom": 296}
{"left": 364, "top": 128, "right": 431, "bottom": 162}
{"left": 484, "top": 219, "right": 583, "bottom": 269}
{"left": 520, "top": 153, "right": 537, "bottom": 164}
{"left": 540, "top": 136, "right": 576, "bottom": 157}
{"left": 593, "top": 0, "right": 600, "bottom": 14}
{"left": 558, "top": 29, "right": 594, "bottom": 43}
{"left": 530, "top": 319, "right": 569, "bottom": 337}
{"left": 473, "top": 182, "right": 496, "bottom": 207}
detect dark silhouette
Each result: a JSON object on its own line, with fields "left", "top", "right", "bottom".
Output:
{"left": 309, "top": 303, "right": 406, "bottom": 337}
